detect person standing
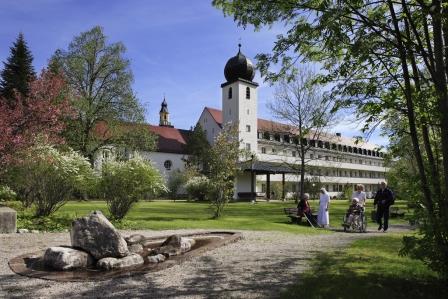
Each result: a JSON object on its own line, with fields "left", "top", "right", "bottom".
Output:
{"left": 374, "top": 182, "right": 394, "bottom": 232}
{"left": 317, "top": 188, "right": 331, "bottom": 228}
{"left": 352, "top": 184, "right": 367, "bottom": 207}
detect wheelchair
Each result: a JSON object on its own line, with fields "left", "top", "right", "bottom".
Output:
{"left": 342, "top": 208, "right": 367, "bottom": 233}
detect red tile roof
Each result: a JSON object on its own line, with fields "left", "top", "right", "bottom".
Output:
{"left": 205, "top": 107, "right": 292, "bottom": 132}
{"left": 94, "top": 121, "right": 190, "bottom": 154}
{"left": 147, "top": 125, "right": 190, "bottom": 154}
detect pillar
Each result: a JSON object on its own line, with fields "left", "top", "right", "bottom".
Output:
{"left": 282, "top": 173, "right": 285, "bottom": 200}
{"left": 266, "top": 173, "right": 271, "bottom": 200}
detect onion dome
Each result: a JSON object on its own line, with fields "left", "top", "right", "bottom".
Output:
{"left": 160, "top": 97, "right": 168, "bottom": 113}
{"left": 224, "top": 44, "right": 255, "bottom": 82}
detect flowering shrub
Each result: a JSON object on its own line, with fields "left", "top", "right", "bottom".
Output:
{"left": 6, "top": 144, "right": 95, "bottom": 216}
{"left": 0, "top": 185, "right": 16, "bottom": 201}
{"left": 185, "top": 176, "right": 209, "bottom": 200}
{"left": 100, "top": 157, "right": 167, "bottom": 220}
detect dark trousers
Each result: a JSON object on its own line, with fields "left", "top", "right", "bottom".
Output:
{"left": 376, "top": 205, "right": 390, "bottom": 230}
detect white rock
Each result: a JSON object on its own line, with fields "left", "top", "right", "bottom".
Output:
{"left": 128, "top": 243, "right": 143, "bottom": 254}
{"left": 147, "top": 254, "right": 166, "bottom": 263}
{"left": 97, "top": 253, "right": 144, "bottom": 270}
{"left": 43, "top": 247, "right": 94, "bottom": 270}
{"left": 125, "top": 234, "right": 145, "bottom": 245}
{"left": 17, "top": 229, "right": 29, "bottom": 234}
{"left": 70, "top": 211, "right": 129, "bottom": 259}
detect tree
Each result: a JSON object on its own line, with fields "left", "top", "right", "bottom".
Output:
{"left": 207, "top": 123, "right": 242, "bottom": 218}
{"left": 0, "top": 33, "right": 36, "bottom": 104}
{"left": 269, "top": 67, "right": 336, "bottom": 201}
{"left": 213, "top": 0, "right": 448, "bottom": 277}
{"left": 0, "top": 70, "right": 73, "bottom": 168}
{"left": 53, "top": 26, "right": 155, "bottom": 163}
{"left": 184, "top": 124, "right": 211, "bottom": 171}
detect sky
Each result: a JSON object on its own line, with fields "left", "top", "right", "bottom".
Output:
{"left": 0, "top": 0, "right": 388, "bottom": 146}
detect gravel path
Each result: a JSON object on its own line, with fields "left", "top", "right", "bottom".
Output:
{"left": 0, "top": 226, "right": 411, "bottom": 299}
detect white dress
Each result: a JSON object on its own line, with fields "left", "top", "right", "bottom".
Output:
{"left": 318, "top": 193, "right": 330, "bottom": 226}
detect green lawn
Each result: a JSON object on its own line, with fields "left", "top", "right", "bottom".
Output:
{"left": 13, "top": 199, "right": 410, "bottom": 233}
{"left": 282, "top": 234, "right": 447, "bottom": 299}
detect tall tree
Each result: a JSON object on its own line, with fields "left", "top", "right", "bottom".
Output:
{"left": 0, "top": 33, "right": 36, "bottom": 104}
{"left": 207, "top": 123, "right": 242, "bottom": 218}
{"left": 269, "top": 67, "right": 336, "bottom": 200}
{"left": 53, "top": 26, "right": 155, "bottom": 162}
{"left": 0, "top": 70, "right": 73, "bottom": 169}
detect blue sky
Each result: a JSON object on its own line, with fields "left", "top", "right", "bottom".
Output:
{"left": 0, "top": 0, "right": 387, "bottom": 146}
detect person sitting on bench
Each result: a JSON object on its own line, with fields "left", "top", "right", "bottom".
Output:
{"left": 297, "top": 193, "right": 312, "bottom": 219}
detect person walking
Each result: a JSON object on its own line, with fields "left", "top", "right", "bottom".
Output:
{"left": 317, "top": 188, "right": 331, "bottom": 228}
{"left": 374, "top": 182, "right": 394, "bottom": 232}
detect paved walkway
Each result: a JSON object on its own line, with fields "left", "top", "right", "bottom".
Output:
{"left": 0, "top": 226, "right": 412, "bottom": 299}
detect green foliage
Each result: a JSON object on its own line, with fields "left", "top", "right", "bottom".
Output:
{"left": 185, "top": 175, "right": 209, "bottom": 201}
{"left": 207, "top": 123, "right": 242, "bottom": 218}
{"left": 0, "top": 32, "right": 36, "bottom": 102}
{"left": 5, "top": 144, "right": 95, "bottom": 217}
{"left": 100, "top": 156, "right": 167, "bottom": 220}
{"left": 17, "top": 213, "right": 72, "bottom": 232}
{"left": 0, "top": 185, "right": 16, "bottom": 201}
{"left": 270, "top": 182, "right": 284, "bottom": 200}
{"left": 54, "top": 26, "right": 152, "bottom": 161}
{"left": 184, "top": 124, "right": 211, "bottom": 171}
{"left": 166, "top": 170, "right": 187, "bottom": 199}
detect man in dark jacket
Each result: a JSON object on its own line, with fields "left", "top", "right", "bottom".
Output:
{"left": 374, "top": 182, "right": 394, "bottom": 232}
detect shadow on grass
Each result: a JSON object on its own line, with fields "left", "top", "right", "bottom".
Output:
{"left": 281, "top": 251, "right": 448, "bottom": 299}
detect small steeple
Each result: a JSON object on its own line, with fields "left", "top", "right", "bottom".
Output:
{"left": 159, "top": 96, "right": 172, "bottom": 127}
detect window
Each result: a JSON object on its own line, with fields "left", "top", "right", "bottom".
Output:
{"left": 246, "top": 143, "right": 251, "bottom": 151}
{"left": 164, "top": 160, "right": 172, "bottom": 170}
{"left": 247, "top": 109, "right": 250, "bottom": 115}
{"left": 246, "top": 125, "right": 251, "bottom": 132}
{"left": 310, "top": 154, "right": 314, "bottom": 159}
{"left": 272, "top": 148, "right": 276, "bottom": 154}
{"left": 261, "top": 147, "right": 266, "bottom": 154}
{"left": 228, "top": 87, "right": 232, "bottom": 99}
{"left": 292, "top": 151, "right": 296, "bottom": 157}
{"left": 246, "top": 87, "right": 250, "bottom": 99}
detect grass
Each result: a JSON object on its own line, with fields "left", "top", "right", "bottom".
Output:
{"left": 11, "top": 198, "right": 410, "bottom": 233}
{"left": 282, "top": 233, "right": 447, "bottom": 299}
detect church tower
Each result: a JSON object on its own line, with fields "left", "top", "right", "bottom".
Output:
{"left": 159, "top": 97, "right": 173, "bottom": 127}
{"left": 221, "top": 44, "right": 258, "bottom": 154}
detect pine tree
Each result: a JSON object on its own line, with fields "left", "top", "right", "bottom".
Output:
{"left": 0, "top": 33, "right": 36, "bottom": 103}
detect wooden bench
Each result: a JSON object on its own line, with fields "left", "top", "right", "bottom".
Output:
{"left": 284, "top": 207, "right": 302, "bottom": 223}
{"left": 390, "top": 207, "right": 406, "bottom": 218}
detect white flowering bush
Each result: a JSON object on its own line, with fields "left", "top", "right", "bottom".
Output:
{"left": 100, "top": 156, "right": 167, "bottom": 220}
{"left": 0, "top": 185, "right": 16, "bottom": 201}
{"left": 6, "top": 144, "right": 95, "bottom": 216}
{"left": 185, "top": 176, "right": 209, "bottom": 200}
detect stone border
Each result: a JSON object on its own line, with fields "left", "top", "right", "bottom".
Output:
{"left": 8, "top": 231, "right": 243, "bottom": 282}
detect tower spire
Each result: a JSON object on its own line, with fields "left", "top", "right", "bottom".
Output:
{"left": 159, "top": 96, "right": 172, "bottom": 127}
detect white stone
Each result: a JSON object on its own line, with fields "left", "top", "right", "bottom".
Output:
{"left": 70, "top": 211, "right": 129, "bottom": 259}
{"left": 125, "top": 234, "right": 145, "bottom": 245}
{"left": 97, "top": 253, "right": 144, "bottom": 270}
{"left": 128, "top": 244, "right": 143, "bottom": 254}
{"left": 17, "top": 228, "right": 29, "bottom": 233}
{"left": 43, "top": 247, "right": 94, "bottom": 270}
{"left": 147, "top": 254, "right": 166, "bottom": 263}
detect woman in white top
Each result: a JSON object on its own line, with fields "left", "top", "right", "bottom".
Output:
{"left": 352, "top": 184, "right": 367, "bottom": 207}
{"left": 317, "top": 188, "right": 331, "bottom": 228}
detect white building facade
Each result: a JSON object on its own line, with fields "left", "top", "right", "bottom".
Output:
{"left": 96, "top": 45, "right": 387, "bottom": 199}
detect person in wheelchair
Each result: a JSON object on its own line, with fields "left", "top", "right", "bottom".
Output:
{"left": 345, "top": 198, "right": 363, "bottom": 226}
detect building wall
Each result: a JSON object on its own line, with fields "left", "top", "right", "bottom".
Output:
{"left": 197, "top": 109, "right": 222, "bottom": 144}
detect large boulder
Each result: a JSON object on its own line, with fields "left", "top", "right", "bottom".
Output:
{"left": 70, "top": 211, "right": 129, "bottom": 259}
{"left": 147, "top": 254, "right": 166, "bottom": 264}
{"left": 43, "top": 247, "right": 94, "bottom": 270}
{"left": 97, "top": 253, "right": 144, "bottom": 270}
